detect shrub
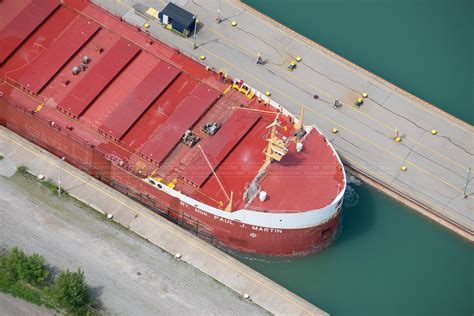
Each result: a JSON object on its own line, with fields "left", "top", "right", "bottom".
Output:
{"left": 52, "top": 269, "right": 93, "bottom": 314}
{"left": 0, "top": 248, "right": 49, "bottom": 286}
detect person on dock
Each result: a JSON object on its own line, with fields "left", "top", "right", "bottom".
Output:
{"left": 257, "top": 52, "right": 264, "bottom": 65}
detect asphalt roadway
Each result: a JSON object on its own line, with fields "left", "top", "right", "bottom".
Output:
{"left": 92, "top": 0, "right": 473, "bottom": 238}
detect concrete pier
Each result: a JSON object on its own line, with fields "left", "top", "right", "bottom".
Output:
{"left": 92, "top": 0, "right": 473, "bottom": 239}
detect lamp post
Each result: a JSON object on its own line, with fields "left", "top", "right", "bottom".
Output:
{"left": 193, "top": 16, "right": 198, "bottom": 49}
{"left": 58, "top": 156, "right": 65, "bottom": 195}
{"left": 463, "top": 167, "right": 471, "bottom": 198}
{"left": 216, "top": 0, "right": 222, "bottom": 23}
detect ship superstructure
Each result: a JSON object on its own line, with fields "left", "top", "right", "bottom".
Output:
{"left": 0, "top": 0, "right": 346, "bottom": 256}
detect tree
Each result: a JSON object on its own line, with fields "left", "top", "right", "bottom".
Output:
{"left": 52, "top": 269, "right": 93, "bottom": 314}
{"left": 0, "top": 248, "right": 48, "bottom": 286}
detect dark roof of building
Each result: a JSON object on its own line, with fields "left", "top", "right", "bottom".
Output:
{"left": 161, "top": 2, "right": 195, "bottom": 28}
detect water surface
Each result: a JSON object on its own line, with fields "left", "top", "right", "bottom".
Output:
{"left": 238, "top": 1, "right": 473, "bottom": 314}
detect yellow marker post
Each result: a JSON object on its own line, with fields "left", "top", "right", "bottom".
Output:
{"left": 332, "top": 128, "right": 338, "bottom": 134}
{"left": 200, "top": 55, "right": 206, "bottom": 60}
{"left": 231, "top": 21, "right": 237, "bottom": 27}
{"left": 265, "top": 91, "right": 271, "bottom": 97}
{"left": 431, "top": 129, "right": 438, "bottom": 135}
{"left": 401, "top": 165, "right": 407, "bottom": 172}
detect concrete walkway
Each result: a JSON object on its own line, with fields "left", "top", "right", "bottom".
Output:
{"left": 0, "top": 126, "right": 326, "bottom": 316}
{"left": 92, "top": 0, "right": 473, "bottom": 239}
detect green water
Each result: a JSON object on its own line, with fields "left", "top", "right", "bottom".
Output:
{"left": 238, "top": 1, "right": 474, "bottom": 315}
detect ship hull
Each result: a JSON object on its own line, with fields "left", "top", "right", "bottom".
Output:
{"left": 1, "top": 100, "right": 341, "bottom": 256}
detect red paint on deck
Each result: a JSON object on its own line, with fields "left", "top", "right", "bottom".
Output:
{"left": 59, "top": 38, "right": 140, "bottom": 117}
{"left": 0, "top": 1, "right": 29, "bottom": 31}
{"left": 0, "top": 0, "right": 60, "bottom": 64}
{"left": 184, "top": 110, "right": 261, "bottom": 187}
{"left": 99, "top": 61, "right": 180, "bottom": 139}
{"left": 250, "top": 130, "right": 345, "bottom": 211}
{"left": 122, "top": 74, "right": 199, "bottom": 150}
{"left": 139, "top": 83, "right": 220, "bottom": 163}
{"left": 13, "top": 15, "right": 100, "bottom": 94}
{"left": 198, "top": 115, "right": 271, "bottom": 209}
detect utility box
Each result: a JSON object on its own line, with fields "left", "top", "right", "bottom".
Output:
{"left": 158, "top": 2, "right": 196, "bottom": 37}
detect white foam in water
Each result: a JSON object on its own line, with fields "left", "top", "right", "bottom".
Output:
{"left": 343, "top": 185, "right": 359, "bottom": 208}
{"left": 346, "top": 174, "right": 362, "bottom": 186}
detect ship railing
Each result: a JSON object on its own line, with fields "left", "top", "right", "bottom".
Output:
{"left": 3, "top": 92, "right": 156, "bottom": 182}
{"left": 1, "top": 78, "right": 141, "bottom": 163}
{"left": 245, "top": 205, "right": 272, "bottom": 213}
{"left": 109, "top": 178, "right": 216, "bottom": 242}
{"left": 1, "top": 93, "right": 98, "bottom": 150}
{"left": 4, "top": 76, "right": 46, "bottom": 102}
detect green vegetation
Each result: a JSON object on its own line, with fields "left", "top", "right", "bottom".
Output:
{"left": 41, "top": 178, "right": 69, "bottom": 196}
{"left": 52, "top": 269, "right": 94, "bottom": 315}
{"left": 0, "top": 155, "right": 4, "bottom": 160}
{"left": 15, "top": 166, "right": 68, "bottom": 196}
{"left": 17, "top": 165, "right": 28, "bottom": 174}
{"left": 0, "top": 247, "right": 95, "bottom": 315}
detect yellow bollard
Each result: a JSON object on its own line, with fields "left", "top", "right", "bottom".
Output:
{"left": 144, "top": 22, "right": 150, "bottom": 29}
{"left": 395, "top": 137, "right": 401, "bottom": 143}
{"left": 431, "top": 129, "right": 438, "bottom": 135}
{"left": 265, "top": 91, "right": 271, "bottom": 97}
{"left": 401, "top": 165, "right": 407, "bottom": 172}
{"left": 332, "top": 128, "right": 338, "bottom": 134}
{"left": 296, "top": 56, "right": 302, "bottom": 62}
{"left": 231, "top": 21, "right": 237, "bottom": 27}
{"left": 200, "top": 55, "right": 206, "bottom": 60}
{"left": 362, "top": 92, "right": 368, "bottom": 98}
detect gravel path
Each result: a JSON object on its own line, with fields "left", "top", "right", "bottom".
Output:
{"left": 0, "top": 293, "right": 55, "bottom": 316}
{"left": 0, "top": 171, "right": 268, "bottom": 315}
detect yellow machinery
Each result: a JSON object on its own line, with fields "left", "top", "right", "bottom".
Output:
{"left": 232, "top": 80, "right": 255, "bottom": 99}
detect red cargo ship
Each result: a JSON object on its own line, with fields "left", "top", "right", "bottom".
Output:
{"left": 0, "top": 0, "right": 346, "bottom": 256}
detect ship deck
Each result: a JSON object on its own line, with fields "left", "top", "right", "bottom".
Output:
{"left": 0, "top": 0, "right": 344, "bottom": 213}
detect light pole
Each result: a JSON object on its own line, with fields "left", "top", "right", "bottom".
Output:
{"left": 216, "top": 0, "right": 222, "bottom": 23}
{"left": 463, "top": 167, "right": 471, "bottom": 198}
{"left": 193, "top": 16, "right": 198, "bottom": 49}
{"left": 58, "top": 156, "right": 65, "bottom": 196}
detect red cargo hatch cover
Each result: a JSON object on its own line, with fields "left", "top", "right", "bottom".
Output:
{"left": 0, "top": 0, "right": 60, "bottom": 64}
{"left": 99, "top": 61, "right": 180, "bottom": 139}
{"left": 14, "top": 15, "right": 100, "bottom": 94}
{"left": 59, "top": 37, "right": 140, "bottom": 117}
{"left": 183, "top": 110, "right": 260, "bottom": 187}
{"left": 139, "top": 83, "right": 220, "bottom": 164}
